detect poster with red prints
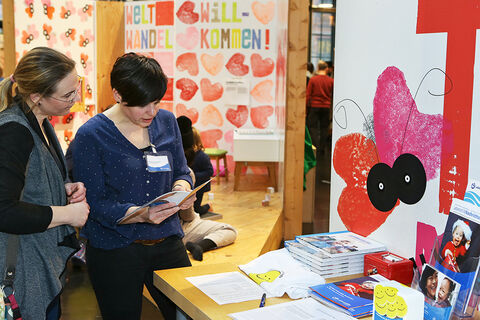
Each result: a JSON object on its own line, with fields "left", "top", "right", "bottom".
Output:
{"left": 331, "top": 0, "right": 480, "bottom": 261}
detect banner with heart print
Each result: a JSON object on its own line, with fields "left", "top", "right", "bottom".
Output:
{"left": 14, "top": 0, "right": 97, "bottom": 152}
{"left": 124, "top": 0, "right": 282, "bottom": 169}
{"left": 331, "top": 0, "right": 480, "bottom": 260}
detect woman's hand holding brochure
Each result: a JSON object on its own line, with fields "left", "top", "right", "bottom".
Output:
{"left": 116, "top": 178, "right": 212, "bottom": 224}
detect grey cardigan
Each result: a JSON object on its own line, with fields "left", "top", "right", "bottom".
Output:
{"left": 0, "top": 104, "right": 77, "bottom": 319}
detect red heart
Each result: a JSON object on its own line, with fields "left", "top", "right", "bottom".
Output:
{"left": 226, "top": 53, "right": 249, "bottom": 76}
{"left": 176, "top": 53, "right": 198, "bottom": 76}
{"left": 250, "top": 105, "right": 274, "bottom": 129}
{"left": 176, "top": 103, "right": 199, "bottom": 124}
{"left": 163, "top": 78, "right": 174, "bottom": 101}
{"left": 176, "top": 1, "right": 199, "bottom": 24}
{"left": 226, "top": 105, "right": 248, "bottom": 128}
{"left": 200, "top": 78, "right": 223, "bottom": 102}
{"left": 176, "top": 78, "right": 198, "bottom": 101}
{"left": 199, "top": 129, "right": 223, "bottom": 148}
{"left": 333, "top": 133, "right": 398, "bottom": 236}
{"left": 251, "top": 53, "right": 275, "bottom": 77}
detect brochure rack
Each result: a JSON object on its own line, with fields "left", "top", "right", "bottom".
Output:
{"left": 418, "top": 237, "right": 480, "bottom": 318}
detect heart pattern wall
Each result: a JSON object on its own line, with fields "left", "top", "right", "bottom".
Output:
{"left": 14, "top": 0, "right": 97, "bottom": 152}
{"left": 125, "top": 0, "right": 280, "bottom": 166}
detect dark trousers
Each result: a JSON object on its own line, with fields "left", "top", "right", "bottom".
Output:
{"left": 194, "top": 190, "right": 209, "bottom": 214}
{"left": 306, "top": 107, "right": 330, "bottom": 151}
{"left": 86, "top": 237, "right": 191, "bottom": 320}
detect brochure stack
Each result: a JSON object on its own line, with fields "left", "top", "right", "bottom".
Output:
{"left": 285, "top": 231, "right": 386, "bottom": 279}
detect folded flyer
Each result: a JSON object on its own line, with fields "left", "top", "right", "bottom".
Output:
{"left": 116, "top": 178, "right": 212, "bottom": 224}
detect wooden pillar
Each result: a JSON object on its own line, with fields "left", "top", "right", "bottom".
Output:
{"left": 284, "top": 0, "right": 309, "bottom": 240}
{"left": 3, "top": 0, "right": 15, "bottom": 76}
{"left": 96, "top": 1, "right": 125, "bottom": 112}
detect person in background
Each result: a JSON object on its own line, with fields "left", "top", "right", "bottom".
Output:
{"left": 306, "top": 60, "right": 334, "bottom": 155}
{"left": 0, "top": 47, "right": 89, "bottom": 319}
{"left": 177, "top": 115, "right": 214, "bottom": 216}
{"left": 176, "top": 116, "right": 237, "bottom": 261}
{"left": 179, "top": 169, "right": 238, "bottom": 261}
{"left": 72, "top": 52, "right": 194, "bottom": 320}
{"left": 306, "top": 61, "right": 314, "bottom": 86}
{"left": 326, "top": 61, "right": 334, "bottom": 78}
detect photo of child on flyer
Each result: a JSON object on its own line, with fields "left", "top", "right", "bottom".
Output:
{"left": 418, "top": 264, "right": 460, "bottom": 320}
{"left": 440, "top": 213, "right": 480, "bottom": 273}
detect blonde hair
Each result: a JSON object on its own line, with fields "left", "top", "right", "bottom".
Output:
{"left": 317, "top": 60, "right": 328, "bottom": 71}
{"left": 192, "top": 127, "right": 204, "bottom": 152}
{"left": 0, "top": 47, "right": 75, "bottom": 112}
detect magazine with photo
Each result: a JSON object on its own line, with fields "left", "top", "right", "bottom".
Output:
{"left": 433, "top": 198, "right": 480, "bottom": 312}
{"left": 285, "top": 240, "right": 364, "bottom": 266}
{"left": 295, "top": 231, "right": 386, "bottom": 258}
{"left": 416, "top": 264, "right": 461, "bottom": 320}
{"left": 309, "top": 274, "right": 388, "bottom": 318}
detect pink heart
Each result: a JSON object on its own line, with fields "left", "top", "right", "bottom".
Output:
{"left": 374, "top": 67, "right": 444, "bottom": 180}
{"left": 200, "top": 129, "right": 223, "bottom": 148}
{"left": 176, "top": 26, "right": 199, "bottom": 50}
{"left": 200, "top": 78, "right": 223, "bottom": 102}
{"left": 176, "top": 52, "right": 198, "bottom": 76}
{"left": 226, "top": 105, "right": 248, "bottom": 128}
{"left": 251, "top": 105, "right": 274, "bottom": 129}
{"left": 251, "top": 1, "right": 275, "bottom": 25}
{"left": 200, "top": 104, "right": 223, "bottom": 127}
{"left": 251, "top": 53, "right": 275, "bottom": 77}
{"left": 175, "top": 103, "right": 199, "bottom": 124}
{"left": 201, "top": 53, "right": 224, "bottom": 76}
{"left": 251, "top": 80, "right": 273, "bottom": 103}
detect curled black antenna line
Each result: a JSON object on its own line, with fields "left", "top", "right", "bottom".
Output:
{"left": 333, "top": 98, "right": 379, "bottom": 163}
{"left": 399, "top": 68, "right": 453, "bottom": 155}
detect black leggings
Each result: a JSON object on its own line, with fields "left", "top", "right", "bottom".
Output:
{"left": 86, "top": 237, "right": 191, "bottom": 320}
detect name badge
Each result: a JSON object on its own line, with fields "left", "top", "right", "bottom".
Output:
{"left": 145, "top": 154, "right": 171, "bottom": 172}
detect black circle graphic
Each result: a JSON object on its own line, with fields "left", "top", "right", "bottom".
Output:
{"left": 367, "top": 162, "right": 398, "bottom": 212}
{"left": 392, "top": 153, "right": 426, "bottom": 205}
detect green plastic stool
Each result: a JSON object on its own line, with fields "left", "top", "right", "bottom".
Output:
{"left": 204, "top": 148, "right": 228, "bottom": 183}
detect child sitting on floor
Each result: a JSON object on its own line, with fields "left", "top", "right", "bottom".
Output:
{"left": 176, "top": 116, "right": 237, "bottom": 261}
{"left": 177, "top": 116, "right": 214, "bottom": 216}
{"left": 179, "top": 169, "right": 238, "bottom": 261}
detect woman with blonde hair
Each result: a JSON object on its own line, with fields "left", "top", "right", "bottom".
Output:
{"left": 0, "top": 47, "right": 89, "bottom": 319}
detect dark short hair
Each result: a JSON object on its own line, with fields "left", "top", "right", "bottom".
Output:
{"left": 419, "top": 267, "right": 437, "bottom": 295}
{"left": 110, "top": 52, "right": 167, "bottom": 107}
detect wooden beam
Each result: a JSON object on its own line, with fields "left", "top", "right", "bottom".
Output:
{"left": 3, "top": 0, "right": 15, "bottom": 76}
{"left": 284, "top": 0, "right": 309, "bottom": 239}
{"left": 95, "top": 1, "right": 125, "bottom": 113}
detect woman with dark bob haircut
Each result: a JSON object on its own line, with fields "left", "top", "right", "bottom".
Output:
{"left": 0, "top": 47, "right": 89, "bottom": 319}
{"left": 72, "top": 52, "right": 194, "bottom": 319}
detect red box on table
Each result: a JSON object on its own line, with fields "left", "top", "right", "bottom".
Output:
{"left": 364, "top": 251, "right": 413, "bottom": 285}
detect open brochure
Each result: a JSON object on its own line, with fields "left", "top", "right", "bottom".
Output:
{"left": 116, "top": 178, "right": 212, "bottom": 224}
